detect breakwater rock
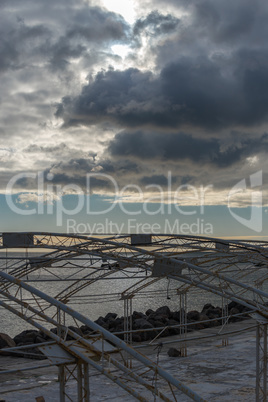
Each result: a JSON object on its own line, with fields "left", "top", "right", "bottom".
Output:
{"left": 0, "top": 301, "right": 251, "bottom": 358}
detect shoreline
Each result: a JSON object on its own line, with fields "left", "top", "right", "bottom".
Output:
{"left": 0, "top": 300, "right": 251, "bottom": 360}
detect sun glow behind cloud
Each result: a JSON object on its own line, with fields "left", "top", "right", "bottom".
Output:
{"left": 101, "top": 0, "right": 136, "bottom": 24}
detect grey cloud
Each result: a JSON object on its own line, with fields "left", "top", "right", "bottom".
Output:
{"left": 140, "top": 174, "right": 177, "bottom": 186}
{"left": 0, "top": 2, "right": 130, "bottom": 74}
{"left": 66, "top": 7, "right": 129, "bottom": 42}
{"left": 0, "top": 19, "right": 51, "bottom": 72}
{"left": 133, "top": 11, "right": 180, "bottom": 43}
{"left": 152, "top": 0, "right": 268, "bottom": 49}
{"left": 0, "top": 39, "right": 18, "bottom": 72}
{"left": 108, "top": 130, "right": 268, "bottom": 168}
{"left": 57, "top": 52, "right": 268, "bottom": 130}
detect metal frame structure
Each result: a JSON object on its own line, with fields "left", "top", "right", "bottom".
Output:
{"left": 0, "top": 232, "right": 268, "bottom": 401}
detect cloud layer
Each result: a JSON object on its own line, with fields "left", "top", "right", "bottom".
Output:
{"left": 1, "top": 0, "right": 268, "bottom": 207}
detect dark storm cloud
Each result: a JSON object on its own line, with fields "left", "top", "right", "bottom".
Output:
{"left": 31, "top": 157, "right": 140, "bottom": 190}
{"left": 151, "top": 0, "right": 268, "bottom": 50}
{"left": 55, "top": 68, "right": 161, "bottom": 127}
{"left": 2, "top": 0, "right": 268, "bottom": 203}
{"left": 66, "top": 7, "right": 129, "bottom": 42}
{"left": 57, "top": 52, "right": 268, "bottom": 130}
{"left": 133, "top": 11, "right": 180, "bottom": 43}
{"left": 108, "top": 131, "right": 268, "bottom": 168}
{"left": 56, "top": 0, "right": 268, "bottom": 134}
{"left": 0, "top": 2, "right": 130, "bottom": 74}
{"left": 46, "top": 7, "right": 129, "bottom": 70}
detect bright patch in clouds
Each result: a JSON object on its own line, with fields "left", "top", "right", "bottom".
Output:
{"left": 101, "top": 0, "right": 136, "bottom": 23}
{"left": 111, "top": 44, "right": 130, "bottom": 59}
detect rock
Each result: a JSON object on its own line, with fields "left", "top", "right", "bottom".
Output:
{"left": 38, "top": 331, "right": 52, "bottom": 341}
{"left": 68, "top": 326, "right": 83, "bottom": 336}
{"left": 0, "top": 333, "right": 16, "bottom": 348}
{"left": 229, "top": 307, "right": 241, "bottom": 322}
{"left": 145, "top": 309, "right": 154, "bottom": 316}
{"left": 132, "top": 334, "right": 142, "bottom": 342}
{"left": 230, "top": 307, "right": 240, "bottom": 315}
{"left": 197, "top": 313, "right": 211, "bottom": 328}
{"left": 133, "top": 318, "right": 157, "bottom": 341}
{"left": 132, "top": 311, "right": 147, "bottom": 321}
{"left": 95, "top": 317, "right": 106, "bottom": 326}
{"left": 155, "top": 306, "right": 171, "bottom": 318}
{"left": 105, "top": 312, "right": 117, "bottom": 321}
{"left": 13, "top": 330, "right": 39, "bottom": 345}
{"left": 201, "top": 303, "right": 215, "bottom": 313}
{"left": 150, "top": 319, "right": 166, "bottom": 329}
{"left": 167, "top": 319, "right": 180, "bottom": 335}
{"left": 133, "top": 318, "right": 153, "bottom": 330}
{"left": 80, "top": 325, "right": 93, "bottom": 334}
{"left": 205, "top": 307, "right": 222, "bottom": 319}
{"left": 35, "top": 336, "right": 47, "bottom": 344}
{"left": 187, "top": 310, "right": 200, "bottom": 321}
{"left": 148, "top": 313, "right": 169, "bottom": 324}
{"left": 168, "top": 347, "right": 181, "bottom": 357}
{"left": 170, "top": 311, "right": 181, "bottom": 322}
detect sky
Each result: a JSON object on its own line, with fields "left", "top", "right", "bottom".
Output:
{"left": 0, "top": 0, "right": 268, "bottom": 238}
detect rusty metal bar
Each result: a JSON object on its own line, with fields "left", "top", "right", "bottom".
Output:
{"left": 0, "top": 271, "right": 206, "bottom": 401}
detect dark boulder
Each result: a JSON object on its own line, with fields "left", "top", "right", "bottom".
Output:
{"left": 13, "top": 330, "right": 39, "bottom": 345}
{"left": 148, "top": 313, "right": 169, "bottom": 325}
{"left": 187, "top": 310, "right": 200, "bottom": 321}
{"left": 80, "top": 325, "right": 93, "bottom": 334}
{"left": 201, "top": 303, "right": 215, "bottom": 313}
{"left": 168, "top": 347, "right": 181, "bottom": 357}
{"left": 170, "top": 311, "right": 181, "bottom": 322}
{"left": 35, "top": 335, "right": 47, "bottom": 344}
{"left": 133, "top": 318, "right": 153, "bottom": 330}
{"left": 199, "top": 313, "right": 211, "bottom": 327}
{"left": 105, "top": 312, "right": 117, "bottom": 321}
{"left": 95, "top": 317, "right": 106, "bottom": 326}
{"left": 155, "top": 306, "right": 171, "bottom": 318}
{"left": 167, "top": 320, "right": 180, "bottom": 335}
{"left": 132, "top": 311, "right": 147, "bottom": 320}
{"left": 0, "top": 333, "right": 16, "bottom": 349}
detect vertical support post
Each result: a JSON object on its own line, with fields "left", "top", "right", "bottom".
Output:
{"left": 256, "top": 323, "right": 268, "bottom": 402}
{"left": 129, "top": 297, "right": 133, "bottom": 369}
{"left": 221, "top": 294, "right": 229, "bottom": 346}
{"left": 179, "top": 291, "right": 187, "bottom": 357}
{"left": 84, "top": 363, "right": 90, "bottom": 402}
{"left": 57, "top": 306, "right": 61, "bottom": 337}
{"left": 123, "top": 296, "right": 133, "bottom": 368}
{"left": 77, "top": 362, "right": 83, "bottom": 402}
{"left": 58, "top": 365, "right": 65, "bottom": 402}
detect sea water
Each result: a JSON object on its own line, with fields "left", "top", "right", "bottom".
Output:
{"left": 0, "top": 251, "right": 263, "bottom": 337}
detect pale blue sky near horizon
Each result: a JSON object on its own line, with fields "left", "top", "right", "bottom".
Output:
{"left": 1, "top": 194, "right": 267, "bottom": 239}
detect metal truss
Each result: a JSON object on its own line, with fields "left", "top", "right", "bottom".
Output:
{"left": 1, "top": 232, "right": 268, "bottom": 400}
{"left": 256, "top": 323, "right": 268, "bottom": 402}
{"left": 0, "top": 270, "right": 205, "bottom": 402}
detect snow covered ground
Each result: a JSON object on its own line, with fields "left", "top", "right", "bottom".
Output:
{"left": 0, "top": 319, "right": 258, "bottom": 401}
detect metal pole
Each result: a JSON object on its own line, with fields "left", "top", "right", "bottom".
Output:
{"left": 264, "top": 325, "right": 267, "bottom": 401}
{"left": 179, "top": 291, "right": 187, "bottom": 357}
{"left": 84, "top": 363, "right": 90, "bottom": 402}
{"left": 256, "top": 325, "right": 260, "bottom": 402}
{"left": 59, "top": 365, "right": 65, "bottom": 402}
{"left": 256, "top": 324, "right": 268, "bottom": 402}
{"left": 77, "top": 363, "right": 83, "bottom": 402}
